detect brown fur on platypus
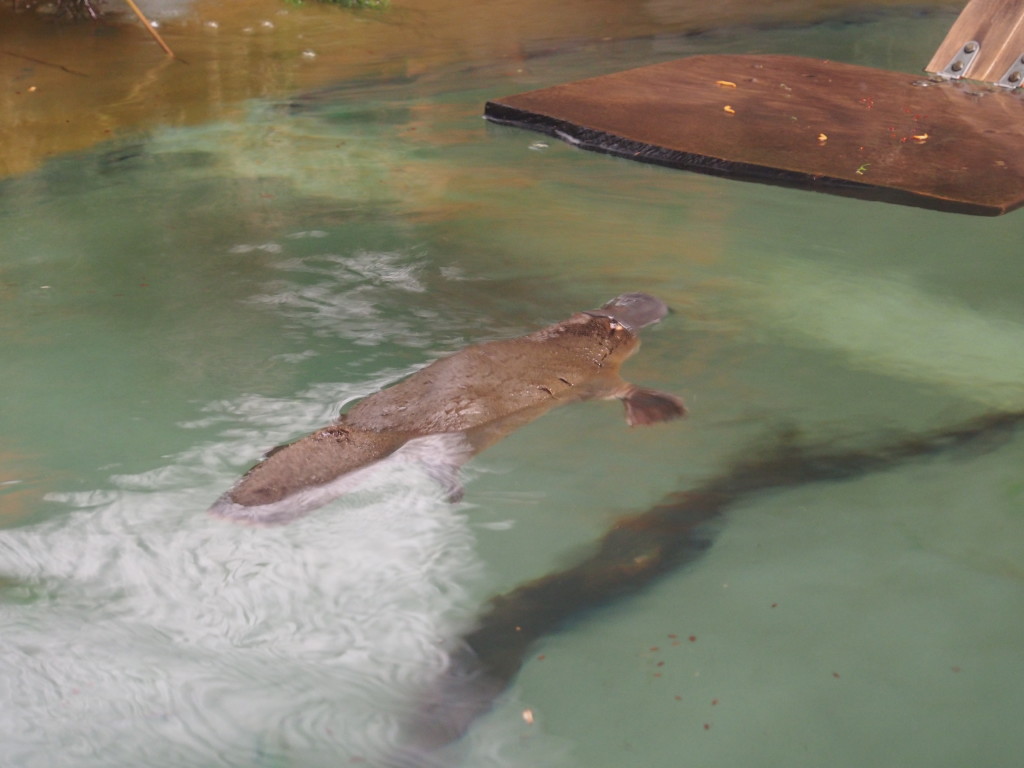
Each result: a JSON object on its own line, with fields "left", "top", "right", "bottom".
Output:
{"left": 209, "top": 293, "right": 685, "bottom": 523}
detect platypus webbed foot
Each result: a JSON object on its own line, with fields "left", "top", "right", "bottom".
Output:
{"left": 622, "top": 386, "right": 687, "bottom": 426}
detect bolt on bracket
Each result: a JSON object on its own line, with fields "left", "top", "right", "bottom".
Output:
{"left": 997, "top": 54, "right": 1024, "bottom": 88}
{"left": 939, "top": 41, "right": 981, "bottom": 79}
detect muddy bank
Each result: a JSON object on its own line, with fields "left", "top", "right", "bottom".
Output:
{"left": 1, "top": 0, "right": 956, "bottom": 178}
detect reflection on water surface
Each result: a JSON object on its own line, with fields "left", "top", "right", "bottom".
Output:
{"left": 1, "top": 0, "right": 959, "bottom": 176}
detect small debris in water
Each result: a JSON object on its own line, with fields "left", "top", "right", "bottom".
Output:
{"left": 229, "top": 242, "right": 282, "bottom": 254}
{"left": 528, "top": 141, "right": 549, "bottom": 151}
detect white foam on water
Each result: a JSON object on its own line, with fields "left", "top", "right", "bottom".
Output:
{"left": 244, "top": 250, "right": 445, "bottom": 349}
{"left": 0, "top": 382, "right": 505, "bottom": 768}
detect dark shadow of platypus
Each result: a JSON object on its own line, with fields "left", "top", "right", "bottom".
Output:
{"left": 209, "top": 293, "right": 686, "bottom": 524}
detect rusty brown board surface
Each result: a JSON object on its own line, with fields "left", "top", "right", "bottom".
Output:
{"left": 484, "top": 54, "right": 1024, "bottom": 215}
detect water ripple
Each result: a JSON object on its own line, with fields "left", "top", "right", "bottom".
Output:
{"left": 0, "top": 389, "right": 491, "bottom": 768}
{"left": 247, "top": 250, "right": 440, "bottom": 347}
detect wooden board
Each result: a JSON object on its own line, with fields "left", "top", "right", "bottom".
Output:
{"left": 485, "top": 54, "right": 1024, "bottom": 215}
{"left": 926, "top": 0, "right": 1024, "bottom": 84}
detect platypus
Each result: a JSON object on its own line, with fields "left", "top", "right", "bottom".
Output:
{"left": 209, "top": 292, "right": 685, "bottom": 523}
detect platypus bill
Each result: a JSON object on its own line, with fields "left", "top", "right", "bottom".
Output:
{"left": 209, "top": 292, "right": 685, "bottom": 524}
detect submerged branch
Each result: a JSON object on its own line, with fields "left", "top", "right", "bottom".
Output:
{"left": 1, "top": 50, "right": 90, "bottom": 77}
{"left": 396, "top": 409, "right": 1024, "bottom": 762}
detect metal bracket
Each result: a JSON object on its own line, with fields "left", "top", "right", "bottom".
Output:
{"left": 997, "top": 54, "right": 1024, "bottom": 88}
{"left": 939, "top": 41, "right": 981, "bottom": 79}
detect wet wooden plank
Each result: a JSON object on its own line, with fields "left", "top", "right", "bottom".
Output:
{"left": 925, "top": 0, "right": 1024, "bottom": 84}
{"left": 485, "top": 54, "right": 1024, "bottom": 215}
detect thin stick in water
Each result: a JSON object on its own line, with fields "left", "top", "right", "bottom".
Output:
{"left": 121, "top": 0, "right": 176, "bottom": 58}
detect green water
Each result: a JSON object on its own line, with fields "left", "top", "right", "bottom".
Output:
{"left": 2, "top": 9, "right": 1024, "bottom": 768}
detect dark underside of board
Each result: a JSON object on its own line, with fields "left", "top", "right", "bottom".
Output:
{"left": 485, "top": 54, "right": 1024, "bottom": 215}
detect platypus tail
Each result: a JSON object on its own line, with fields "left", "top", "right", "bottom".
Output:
{"left": 208, "top": 427, "right": 476, "bottom": 525}
{"left": 208, "top": 424, "right": 413, "bottom": 525}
